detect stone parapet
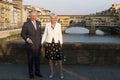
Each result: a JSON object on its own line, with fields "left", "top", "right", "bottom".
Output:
{"left": 0, "top": 41, "right": 120, "bottom": 65}
{"left": 63, "top": 42, "right": 120, "bottom": 65}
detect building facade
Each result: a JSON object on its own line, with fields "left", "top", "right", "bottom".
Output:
{"left": 0, "top": 0, "right": 11, "bottom": 30}
{"left": 0, "top": 0, "right": 120, "bottom": 34}
{"left": 22, "top": 5, "right": 51, "bottom": 23}
{"left": 0, "top": 0, "right": 51, "bottom": 30}
{"left": 13, "top": 0, "right": 23, "bottom": 28}
{"left": 85, "top": 15, "right": 118, "bottom": 27}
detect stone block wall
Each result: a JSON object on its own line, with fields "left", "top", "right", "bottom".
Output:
{"left": 63, "top": 43, "right": 120, "bottom": 65}
{"left": 0, "top": 41, "right": 120, "bottom": 65}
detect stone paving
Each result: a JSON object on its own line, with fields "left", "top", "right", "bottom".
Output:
{"left": 0, "top": 64, "right": 120, "bottom": 80}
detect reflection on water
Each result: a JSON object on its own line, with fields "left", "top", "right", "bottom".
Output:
{"left": 96, "top": 30, "right": 104, "bottom": 35}
{"left": 64, "top": 27, "right": 120, "bottom": 44}
{"left": 63, "top": 34, "right": 120, "bottom": 44}
{"left": 65, "top": 27, "right": 89, "bottom": 34}
{"left": 65, "top": 27, "right": 104, "bottom": 35}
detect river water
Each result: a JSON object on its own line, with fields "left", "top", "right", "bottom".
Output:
{"left": 63, "top": 27, "right": 120, "bottom": 44}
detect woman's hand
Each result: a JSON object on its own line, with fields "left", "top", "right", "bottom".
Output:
{"left": 42, "top": 42, "right": 46, "bottom": 47}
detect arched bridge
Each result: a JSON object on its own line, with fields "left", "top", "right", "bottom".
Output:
{"left": 62, "top": 16, "right": 120, "bottom": 35}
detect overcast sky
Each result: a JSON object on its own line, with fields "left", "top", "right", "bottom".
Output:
{"left": 10, "top": 0, "right": 120, "bottom": 15}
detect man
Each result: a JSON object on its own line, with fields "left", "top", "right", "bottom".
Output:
{"left": 21, "top": 10, "right": 43, "bottom": 79}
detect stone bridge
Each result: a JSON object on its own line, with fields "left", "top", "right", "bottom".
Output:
{"left": 58, "top": 15, "right": 120, "bottom": 35}
{"left": 84, "top": 25, "right": 119, "bottom": 35}
{"left": 62, "top": 25, "right": 119, "bottom": 35}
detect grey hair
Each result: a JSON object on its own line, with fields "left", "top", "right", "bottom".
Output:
{"left": 49, "top": 13, "right": 58, "bottom": 20}
{"left": 29, "top": 10, "right": 37, "bottom": 16}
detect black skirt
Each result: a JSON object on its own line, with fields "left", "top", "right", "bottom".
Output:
{"left": 44, "top": 41, "right": 63, "bottom": 60}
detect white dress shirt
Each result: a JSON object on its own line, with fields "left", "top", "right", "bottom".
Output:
{"left": 41, "top": 22, "right": 63, "bottom": 44}
{"left": 31, "top": 20, "right": 37, "bottom": 30}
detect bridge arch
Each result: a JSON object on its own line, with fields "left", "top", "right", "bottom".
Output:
{"left": 63, "top": 19, "right": 119, "bottom": 35}
{"left": 64, "top": 26, "right": 106, "bottom": 35}
{"left": 64, "top": 25, "right": 107, "bottom": 35}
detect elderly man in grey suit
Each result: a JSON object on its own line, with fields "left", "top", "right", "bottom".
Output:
{"left": 21, "top": 10, "right": 43, "bottom": 79}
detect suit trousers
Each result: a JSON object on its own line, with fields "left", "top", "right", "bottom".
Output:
{"left": 26, "top": 46, "right": 40, "bottom": 75}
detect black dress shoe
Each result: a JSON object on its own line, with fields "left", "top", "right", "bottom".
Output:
{"left": 29, "top": 74, "right": 34, "bottom": 79}
{"left": 35, "top": 73, "right": 43, "bottom": 77}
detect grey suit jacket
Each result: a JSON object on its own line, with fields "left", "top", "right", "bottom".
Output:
{"left": 21, "top": 19, "right": 42, "bottom": 49}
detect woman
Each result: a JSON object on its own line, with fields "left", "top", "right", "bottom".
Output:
{"left": 41, "top": 13, "right": 64, "bottom": 79}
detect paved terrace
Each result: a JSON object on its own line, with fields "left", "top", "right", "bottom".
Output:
{"left": 0, "top": 64, "right": 120, "bottom": 80}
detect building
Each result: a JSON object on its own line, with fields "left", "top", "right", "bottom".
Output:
{"left": 85, "top": 15, "right": 118, "bottom": 27}
{"left": 13, "top": 0, "right": 23, "bottom": 28}
{"left": 22, "top": 5, "right": 51, "bottom": 23}
{"left": 9, "top": 2, "right": 14, "bottom": 28}
{"left": 0, "top": 0, "right": 120, "bottom": 34}
{"left": 111, "top": 3, "right": 120, "bottom": 10}
{"left": 39, "top": 15, "right": 70, "bottom": 30}
{"left": 0, "top": 0, "right": 11, "bottom": 30}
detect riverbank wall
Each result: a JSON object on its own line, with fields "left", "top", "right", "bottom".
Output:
{"left": 0, "top": 41, "right": 120, "bottom": 65}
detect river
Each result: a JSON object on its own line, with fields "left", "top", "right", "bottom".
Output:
{"left": 63, "top": 27, "right": 120, "bottom": 44}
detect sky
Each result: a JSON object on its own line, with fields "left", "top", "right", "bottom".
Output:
{"left": 10, "top": 0, "right": 120, "bottom": 15}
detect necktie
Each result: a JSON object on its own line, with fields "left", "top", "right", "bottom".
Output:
{"left": 32, "top": 21, "right": 37, "bottom": 30}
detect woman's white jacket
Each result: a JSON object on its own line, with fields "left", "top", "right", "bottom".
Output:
{"left": 41, "top": 22, "right": 63, "bottom": 44}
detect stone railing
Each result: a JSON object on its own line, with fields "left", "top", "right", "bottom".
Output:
{"left": 0, "top": 29, "right": 21, "bottom": 39}
{"left": 63, "top": 43, "right": 120, "bottom": 65}
{"left": 0, "top": 41, "right": 120, "bottom": 65}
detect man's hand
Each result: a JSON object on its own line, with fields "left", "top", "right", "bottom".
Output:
{"left": 60, "top": 44, "right": 62, "bottom": 47}
{"left": 27, "top": 38, "right": 33, "bottom": 44}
